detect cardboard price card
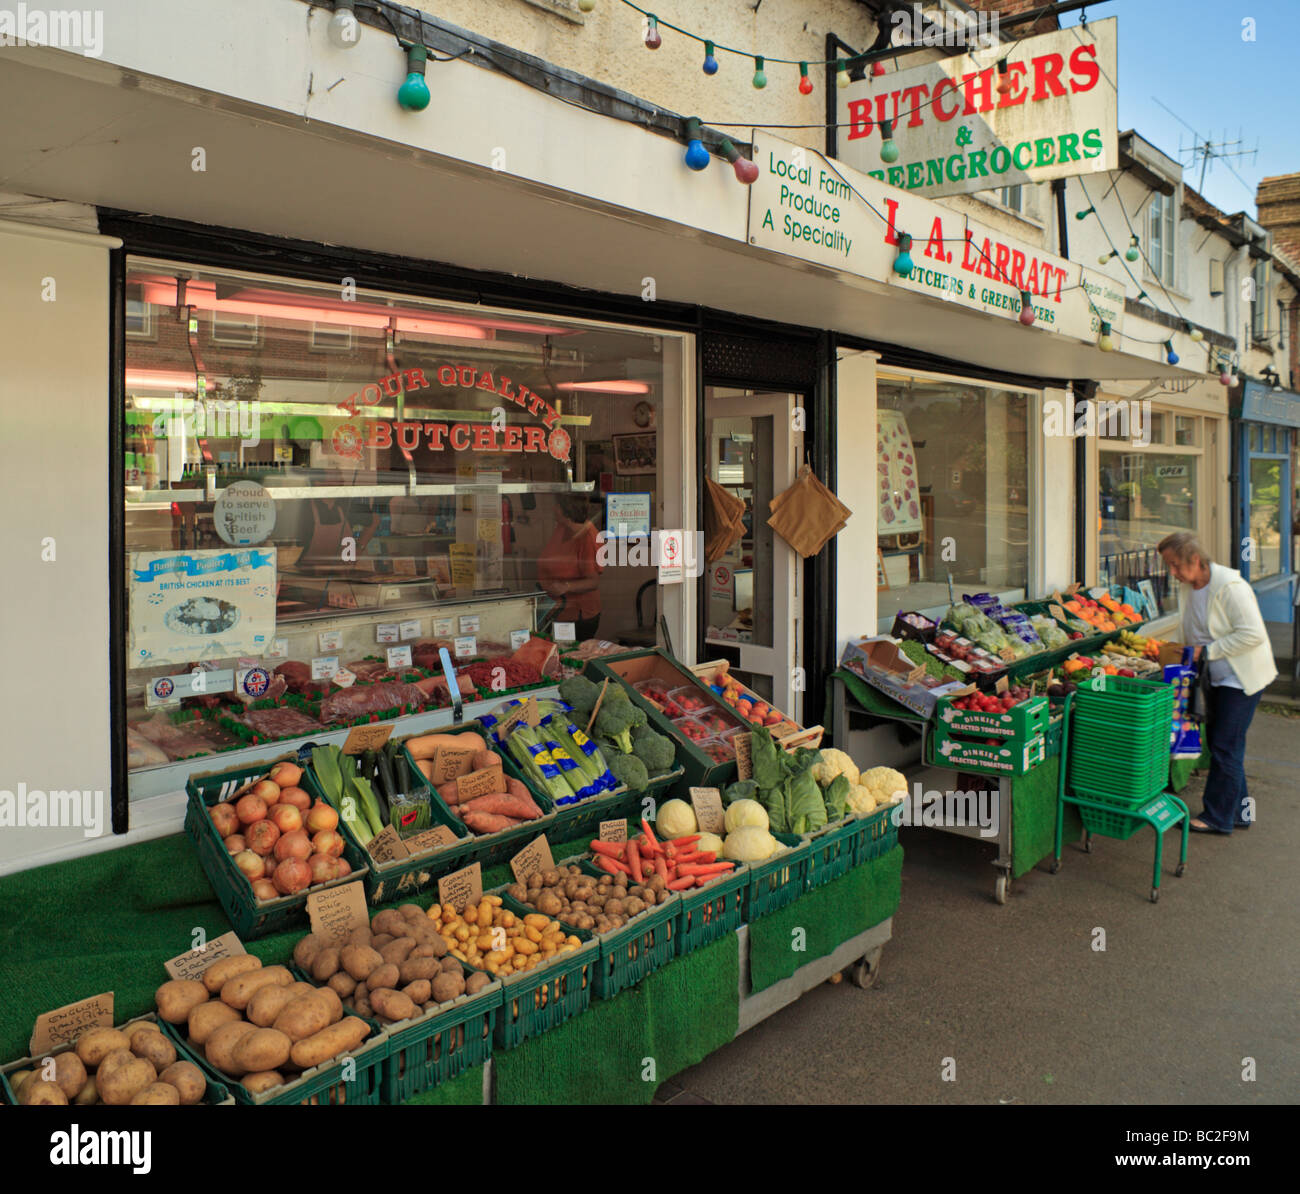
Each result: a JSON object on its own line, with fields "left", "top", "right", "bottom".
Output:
{"left": 163, "top": 930, "right": 246, "bottom": 982}
{"left": 457, "top": 764, "right": 505, "bottom": 802}
{"left": 430, "top": 745, "right": 478, "bottom": 784}
{"left": 438, "top": 862, "right": 483, "bottom": 910}
{"left": 734, "top": 733, "right": 754, "bottom": 780}
{"left": 365, "top": 823, "right": 409, "bottom": 864}
{"left": 341, "top": 723, "right": 395, "bottom": 755}
{"left": 404, "top": 824, "right": 459, "bottom": 857}
{"left": 688, "top": 787, "right": 726, "bottom": 835}
{"left": 31, "top": 993, "right": 114, "bottom": 1056}
{"left": 306, "top": 880, "right": 370, "bottom": 945}
{"left": 598, "top": 818, "right": 628, "bottom": 842}
{"left": 509, "top": 834, "right": 554, "bottom": 883}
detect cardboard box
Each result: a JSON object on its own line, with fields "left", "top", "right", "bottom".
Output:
{"left": 838, "top": 636, "right": 969, "bottom": 720}
{"left": 1157, "top": 641, "right": 1190, "bottom": 668}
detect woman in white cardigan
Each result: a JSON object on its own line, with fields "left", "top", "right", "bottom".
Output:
{"left": 1158, "top": 532, "right": 1277, "bottom": 834}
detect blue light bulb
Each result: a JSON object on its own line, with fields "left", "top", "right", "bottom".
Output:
{"left": 684, "top": 118, "right": 710, "bottom": 171}
{"left": 1164, "top": 340, "right": 1179, "bottom": 365}
{"left": 703, "top": 40, "right": 718, "bottom": 75}
{"left": 893, "top": 233, "right": 914, "bottom": 277}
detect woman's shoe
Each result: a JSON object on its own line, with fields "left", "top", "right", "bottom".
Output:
{"left": 1189, "top": 817, "right": 1230, "bottom": 835}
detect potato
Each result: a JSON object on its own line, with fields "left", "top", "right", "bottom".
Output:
{"left": 155, "top": 979, "right": 209, "bottom": 1025}
{"left": 624, "top": 896, "right": 646, "bottom": 916}
{"left": 537, "top": 892, "right": 563, "bottom": 917}
{"left": 289, "top": 1018, "right": 369, "bottom": 1070}
{"left": 291, "top": 935, "right": 324, "bottom": 972}
{"left": 247, "top": 981, "right": 309, "bottom": 1028}
{"left": 97, "top": 1048, "right": 137, "bottom": 1079}
{"left": 188, "top": 999, "right": 242, "bottom": 1045}
{"left": 73, "top": 1075, "right": 98, "bottom": 1106}
{"left": 371, "top": 933, "right": 395, "bottom": 950}
{"left": 369, "top": 988, "right": 417, "bottom": 1022}
{"left": 232, "top": 1028, "right": 293, "bottom": 1073}
{"left": 131, "top": 1029, "right": 177, "bottom": 1070}
{"left": 401, "top": 979, "right": 432, "bottom": 1004}
{"left": 379, "top": 937, "right": 416, "bottom": 966}
{"left": 464, "top": 972, "right": 491, "bottom": 996}
{"left": 205, "top": 1021, "right": 259, "bottom": 1075}
{"left": 202, "top": 953, "right": 262, "bottom": 993}
{"left": 526, "top": 873, "right": 543, "bottom": 890}
{"left": 99, "top": 1057, "right": 157, "bottom": 1106}
{"left": 241, "top": 1070, "right": 284, "bottom": 1094}
{"left": 369, "top": 909, "right": 406, "bottom": 937}
{"left": 505, "top": 883, "right": 527, "bottom": 902}
{"left": 21, "top": 1079, "right": 68, "bottom": 1106}
{"left": 352, "top": 989, "right": 372, "bottom": 1018}
{"left": 605, "top": 899, "right": 625, "bottom": 917}
{"left": 398, "top": 956, "right": 440, "bottom": 984}
{"left": 75, "top": 1027, "right": 130, "bottom": 1068}
{"left": 540, "top": 869, "right": 560, "bottom": 887}
{"left": 440, "top": 956, "right": 462, "bottom": 974}
{"left": 431, "top": 971, "right": 465, "bottom": 1003}
{"left": 641, "top": 888, "right": 658, "bottom": 907}
{"left": 9, "top": 1069, "right": 32, "bottom": 1096}
{"left": 340, "top": 944, "right": 383, "bottom": 982}
{"left": 575, "top": 914, "right": 595, "bottom": 930}
{"left": 311, "top": 947, "right": 341, "bottom": 982}
{"left": 314, "top": 985, "right": 344, "bottom": 1024}
{"left": 345, "top": 925, "right": 374, "bottom": 948}
{"left": 123, "top": 1020, "right": 161, "bottom": 1042}
{"left": 272, "top": 994, "right": 331, "bottom": 1042}
{"left": 51, "top": 1051, "right": 87, "bottom": 1099}
{"left": 131, "top": 1081, "right": 180, "bottom": 1106}
{"left": 327, "top": 970, "right": 357, "bottom": 998}
{"left": 220, "top": 965, "right": 292, "bottom": 1010}
{"left": 159, "top": 1060, "right": 206, "bottom": 1105}
{"left": 398, "top": 903, "right": 425, "bottom": 923}
{"left": 365, "top": 963, "right": 400, "bottom": 992}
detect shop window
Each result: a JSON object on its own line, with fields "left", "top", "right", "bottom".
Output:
{"left": 1248, "top": 457, "right": 1282, "bottom": 579}
{"left": 1250, "top": 258, "right": 1273, "bottom": 343}
{"left": 211, "top": 310, "right": 259, "bottom": 347}
{"left": 121, "top": 256, "right": 685, "bottom": 773}
{"left": 875, "top": 375, "right": 1031, "bottom": 631}
{"left": 1174, "top": 416, "right": 1198, "bottom": 446}
{"left": 1099, "top": 450, "right": 1197, "bottom": 558}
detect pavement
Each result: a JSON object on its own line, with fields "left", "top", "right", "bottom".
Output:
{"left": 657, "top": 706, "right": 1299, "bottom": 1105}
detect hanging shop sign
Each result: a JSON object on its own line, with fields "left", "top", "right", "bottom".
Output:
{"left": 330, "top": 365, "right": 571, "bottom": 463}
{"left": 834, "top": 18, "right": 1118, "bottom": 197}
{"left": 1236, "top": 380, "right": 1300, "bottom": 429}
{"left": 748, "top": 131, "right": 1125, "bottom": 342}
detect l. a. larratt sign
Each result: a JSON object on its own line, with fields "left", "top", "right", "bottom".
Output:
{"left": 332, "top": 365, "right": 571, "bottom": 464}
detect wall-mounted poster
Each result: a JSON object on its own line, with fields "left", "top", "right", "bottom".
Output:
{"left": 129, "top": 548, "right": 277, "bottom": 668}
{"left": 1137, "top": 578, "right": 1160, "bottom": 620}
{"left": 613, "top": 432, "right": 657, "bottom": 476}
{"left": 580, "top": 439, "right": 614, "bottom": 489}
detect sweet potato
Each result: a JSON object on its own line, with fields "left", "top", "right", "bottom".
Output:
{"left": 437, "top": 780, "right": 460, "bottom": 805}
{"left": 463, "top": 810, "right": 514, "bottom": 833}
{"left": 405, "top": 731, "right": 485, "bottom": 760}
{"left": 471, "top": 749, "right": 501, "bottom": 771}
{"left": 459, "top": 793, "right": 540, "bottom": 820}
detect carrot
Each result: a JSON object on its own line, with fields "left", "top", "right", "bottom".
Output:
{"left": 654, "top": 857, "right": 669, "bottom": 883}
{"left": 641, "top": 819, "right": 660, "bottom": 851}
{"left": 596, "top": 855, "right": 631, "bottom": 875}
{"left": 590, "top": 840, "right": 626, "bottom": 858}
{"left": 668, "top": 876, "right": 696, "bottom": 890}
{"left": 678, "top": 862, "right": 732, "bottom": 876}
{"left": 627, "top": 840, "right": 643, "bottom": 883}
{"left": 676, "top": 850, "right": 716, "bottom": 865}
{"left": 671, "top": 835, "right": 700, "bottom": 847}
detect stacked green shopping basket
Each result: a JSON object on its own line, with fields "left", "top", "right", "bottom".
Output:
{"left": 1066, "top": 674, "right": 1174, "bottom": 835}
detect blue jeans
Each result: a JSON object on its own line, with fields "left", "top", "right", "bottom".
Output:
{"left": 1201, "top": 685, "right": 1262, "bottom": 832}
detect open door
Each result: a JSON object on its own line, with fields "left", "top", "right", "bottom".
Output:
{"left": 703, "top": 388, "right": 804, "bottom": 720}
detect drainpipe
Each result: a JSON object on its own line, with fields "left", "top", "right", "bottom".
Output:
{"left": 1055, "top": 178, "right": 1088, "bottom": 584}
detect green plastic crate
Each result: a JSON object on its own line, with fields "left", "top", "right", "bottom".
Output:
{"left": 380, "top": 982, "right": 501, "bottom": 1104}
{"left": 744, "top": 833, "right": 810, "bottom": 920}
{"left": 804, "top": 815, "right": 866, "bottom": 888}
{"left": 675, "top": 863, "right": 748, "bottom": 955}
{"left": 184, "top": 754, "right": 371, "bottom": 940}
{"left": 1077, "top": 803, "right": 1146, "bottom": 840}
{"left": 494, "top": 936, "right": 601, "bottom": 1049}
{"left": 160, "top": 1015, "right": 387, "bottom": 1105}
{"left": 1073, "top": 673, "right": 1175, "bottom": 718}
{"left": 933, "top": 693, "right": 1049, "bottom": 739}
{"left": 852, "top": 803, "right": 901, "bottom": 865}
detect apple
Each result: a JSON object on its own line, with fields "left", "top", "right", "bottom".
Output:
{"left": 273, "top": 857, "right": 312, "bottom": 895}
{"left": 305, "top": 801, "right": 339, "bottom": 833}
{"left": 251, "top": 779, "right": 281, "bottom": 802}
{"left": 308, "top": 853, "right": 338, "bottom": 884}
{"left": 234, "top": 794, "right": 268, "bottom": 825}
{"left": 312, "top": 829, "right": 344, "bottom": 859}
{"left": 210, "top": 803, "right": 239, "bottom": 838}
{"left": 268, "top": 762, "right": 303, "bottom": 788}
{"left": 251, "top": 878, "right": 279, "bottom": 902}
{"left": 223, "top": 833, "right": 245, "bottom": 855}
{"left": 268, "top": 803, "right": 303, "bottom": 834}
{"left": 233, "top": 850, "right": 265, "bottom": 881}
{"left": 277, "top": 786, "right": 312, "bottom": 813}
{"left": 274, "top": 828, "right": 312, "bottom": 862}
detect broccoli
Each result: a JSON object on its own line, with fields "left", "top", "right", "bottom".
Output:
{"left": 594, "top": 700, "right": 639, "bottom": 753}
{"left": 558, "top": 675, "right": 601, "bottom": 714}
{"left": 629, "top": 704, "right": 648, "bottom": 730}
{"left": 632, "top": 729, "right": 675, "bottom": 775}
{"left": 603, "top": 684, "right": 631, "bottom": 704}
{"left": 606, "top": 752, "right": 650, "bottom": 793}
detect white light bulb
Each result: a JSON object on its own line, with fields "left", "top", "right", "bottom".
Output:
{"left": 328, "top": 3, "right": 360, "bottom": 49}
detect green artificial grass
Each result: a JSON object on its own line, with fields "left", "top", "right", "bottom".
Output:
{"left": 834, "top": 669, "right": 928, "bottom": 723}
{"left": 1011, "top": 757, "right": 1082, "bottom": 878}
{"left": 402, "top": 1063, "right": 486, "bottom": 1106}
{"left": 748, "top": 845, "right": 903, "bottom": 992}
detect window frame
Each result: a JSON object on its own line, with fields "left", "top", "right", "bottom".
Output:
{"left": 1146, "top": 188, "right": 1178, "bottom": 289}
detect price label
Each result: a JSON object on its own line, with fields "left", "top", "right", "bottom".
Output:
{"left": 399, "top": 619, "right": 422, "bottom": 640}
{"left": 405, "top": 824, "right": 458, "bottom": 856}
{"left": 524, "top": 696, "right": 541, "bottom": 728}
{"left": 509, "top": 834, "right": 554, "bottom": 883}
{"left": 332, "top": 667, "right": 357, "bottom": 688}
{"left": 430, "top": 746, "right": 478, "bottom": 784}
{"left": 31, "top": 993, "right": 114, "bottom": 1057}
{"left": 318, "top": 630, "right": 343, "bottom": 652}
{"left": 510, "top": 629, "right": 531, "bottom": 651}
{"left": 689, "top": 787, "right": 726, "bottom": 835}
{"left": 493, "top": 702, "right": 530, "bottom": 741}
{"left": 995, "top": 675, "right": 1010, "bottom": 695}
{"left": 312, "top": 655, "right": 340, "bottom": 680}
{"left": 459, "top": 615, "right": 481, "bottom": 635}
{"left": 433, "top": 617, "right": 455, "bottom": 637}
{"left": 454, "top": 636, "right": 477, "bottom": 658}
{"left": 997, "top": 647, "right": 1018, "bottom": 663}
{"left": 438, "top": 862, "right": 483, "bottom": 911}
{"left": 306, "top": 880, "right": 370, "bottom": 944}
{"left": 364, "top": 824, "right": 409, "bottom": 864}
{"left": 554, "top": 622, "right": 577, "bottom": 643}
{"left": 734, "top": 733, "right": 754, "bottom": 780}
{"left": 341, "top": 723, "right": 394, "bottom": 755}
{"left": 376, "top": 623, "right": 400, "bottom": 644}
{"left": 386, "top": 645, "right": 413, "bottom": 669}
{"left": 598, "top": 819, "right": 628, "bottom": 843}
{"left": 392, "top": 557, "right": 417, "bottom": 576}
{"left": 162, "top": 931, "right": 245, "bottom": 983}
{"left": 266, "top": 637, "right": 289, "bottom": 659}
{"left": 1049, "top": 603, "right": 1068, "bottom": 622}
{"left": 457, "top": 765, "right": 504, "bottom": 801}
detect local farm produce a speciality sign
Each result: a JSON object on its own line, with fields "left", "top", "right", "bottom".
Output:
{"left": 834, "top": 18, "right": 1118, "bottom": 196}
{"left": 331, "top": 365, "right": 571, "bottom": 464}
{"left": 748, "top": 131, "right": 1126, "bottom": 341}
{"left": 129, "top": 548, "right": 277, "bottom": 669}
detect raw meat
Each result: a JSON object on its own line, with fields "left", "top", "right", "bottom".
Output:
{"left": 127, "top": 727, "right": 169, "bottom": 769}
{"left": 132, "top": 713, "right": 216, "bottom": 760}
{"left": 319, "top": 681, "right": 426, "bottom": 725}
{"left": 236, "top": 707, "right": 321, "bottom": 738}
{"left": 230, "top": 674, "right": 288, "bottom": 706}
{"left": 274, "top": 661, "right": 330, "bottom": 699}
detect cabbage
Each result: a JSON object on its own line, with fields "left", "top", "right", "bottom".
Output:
{"left": 696, "top": 832, "right": 725, "bottom": 856}
{"left": 723, "top": 825, "right": 779, "bottom": 862}
{"left": 724, "top": 798, "right": 769, "bottom": 834}
{"left": 655, "top": 798, "right": 697, "bottom": 840}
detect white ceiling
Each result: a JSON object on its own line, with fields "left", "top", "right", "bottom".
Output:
{"left": 0, "top": 52, "right": 1185, "bottom": 383}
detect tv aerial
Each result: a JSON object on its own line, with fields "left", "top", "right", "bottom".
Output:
{"left": 1152, "top": 97, "right": 1257, "bottom": 198}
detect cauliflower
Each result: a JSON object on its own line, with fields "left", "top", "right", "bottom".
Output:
{"left": 811, "top": 748, "right": 860, "bottom": 788}
{"left": 845, "top": 784, "right": 877, "bottom": 815}
{"left": 860, "top": 766, "right": 909, "bottom": 807}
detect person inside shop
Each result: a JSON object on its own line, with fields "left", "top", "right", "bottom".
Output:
{"left": 538, "top": 494, "right": 604, "bottom": 639}
{"left": 303, "top": 487, "right": 382, "bottom": 563}
{"left": 1158, "top": 531, "right": 1277, "bottom": 835}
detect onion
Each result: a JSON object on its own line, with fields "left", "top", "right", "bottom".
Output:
{"left": 277, "top": 786, "right": 312, "bottom": 812}
{"left": 233, "top": 850, "right": 265, "bottom": 881}
{"left": 251, "top": 879, "right": 279, "bottom": 902}
{"left": 274, "top": 828, "right": 312, "bottom": 862}
{"left": 267, "top": 803, "right": 303, "bottom": 834}
{"left": 223, "top": 834, "right": 245, "bottom": 855}
{"left": 234, "top": 794, "right": 267, "bottom": 826}
{"left": 307, "top": 853, "right": 338, "bottom": 884}
{"left": 245, "top": 819, "right": 280, "bottom": 856}
{"left": 335, "top": 858, "right": 352, "bottom": 878}
{"left": 268, "top": 762, "right": 303, "bottom": 788}
{"left": 209, "top": 803, "right": 239, "bottom": 838}
{"left": 273, "top": 857, "right": 312, "bottom": 895}
{"left": 312, "top": 830, "right": 344, "bottom": 859}
{"left": 305, "top": 801, "right": 339, "bottom": 833}
{"left": 250, "top": 779, "right": 281, "bottom": 802}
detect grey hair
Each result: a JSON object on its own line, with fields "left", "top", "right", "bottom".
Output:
{"left": 1157, "top": 531, "right": 1211, "bottom": 567}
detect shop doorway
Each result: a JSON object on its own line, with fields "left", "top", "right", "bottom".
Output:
{"left": 703, "top": 387, "right": 804, "bottom": 720}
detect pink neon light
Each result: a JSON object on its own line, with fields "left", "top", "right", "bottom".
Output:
{"left": 555, "top": 380, "right": 651, "bottom": 393}
{"left": 126, "top": 370, "right": 200, "bottom": 390}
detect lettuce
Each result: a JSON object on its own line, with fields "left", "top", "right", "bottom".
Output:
{"left": 788, "top": 767, "right": 826, "bottom": 835}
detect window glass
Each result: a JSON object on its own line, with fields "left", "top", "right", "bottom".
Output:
{"left": 1248, "top": 457, "right": 1282, "bottom": 579}
{"left": 1099, "top": 450, "right": 1197, "bottom": 557}
{"left": 876, "top": 376, "right": 1030, "bottom": 630}
{"left": 1174, "top": 415, "right": 1197, "bottom": 446}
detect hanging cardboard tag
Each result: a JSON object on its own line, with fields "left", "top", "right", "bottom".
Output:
{"left": 306, "top": 880, "right": 370, "bottom": 945}
{"left": 689, "top": 787, "right": 726, "bottom": 835}
{"left": 1048, "top": 603, "right": 1069, "bottom": 623}
{"left": 995, "top": 675, "right": 1010, "bottom": 695}
{"left": 998, "top": 647, "right": 1018, "bottom": 663}
{"left": 734, "top": 733, "right": 754, "bottom": 779}
{"left": 430, "top": 745, "right": 477, "bottom": 784}
{"left": 365, "top": 823, "right": 409, "bottom": 864}
{"left": 1065, "top": 582, "right": 1083, "bottom": 595}
{"left": 494, "top": 702, "right": 530, "bottom": 741}
{"left": 585, "top": 678, "right": 610, "bottom": 736}
{"left": 30, "top": 993, "right": 114, "bottom": 1057}
{"left": 438, "top": 862, "right": 483, "bottom": 910}
{"left": 163, "top": 931, "right": 246, "bottom": 982}
{"left": 405, "top": 824, "right": 458, "bottom": 856}
{"left": 525, "top": 696, "right": 541, "bottom": 728}
{"left": 510, "top": 834, "right": 554, "bottom": 883}
{"left": 598, "top": 819, "right": 628, "bottom": 843}
{"left": 341, "top": 723, "right": 395, "bottom": 755}
{"left": 457, "top": 764, "right": 504, "bottom": 802}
